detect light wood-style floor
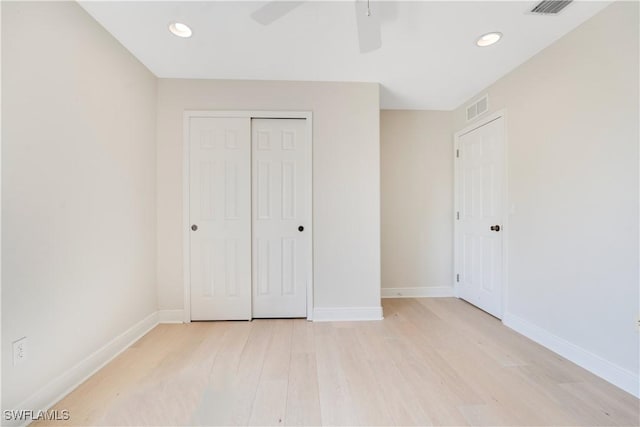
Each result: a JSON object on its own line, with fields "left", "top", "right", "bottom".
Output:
{"left": 35, "top": 298, "right": 639, "bottom": 426}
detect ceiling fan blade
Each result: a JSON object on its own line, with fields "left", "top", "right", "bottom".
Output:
{"left": 354, "top": 0, "right": 382, "bottom": 53}
{"left": 251, "top": 1, "right": 306, "bottom": 26}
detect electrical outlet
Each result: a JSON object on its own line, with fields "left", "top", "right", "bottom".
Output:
{"left": 13, "top": 337, "right": 27, "bottom": 366}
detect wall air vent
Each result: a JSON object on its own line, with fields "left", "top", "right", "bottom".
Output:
{"left": 530, "top": 0, "right": 573, "bottom": 15}
{"left": 466, "top": 94, "right": 489, "bottom": 122}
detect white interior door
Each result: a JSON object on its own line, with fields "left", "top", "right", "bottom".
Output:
{"left": 457, "top": 116, "right": 505, "bottom": 318}
{"left": 252, "top": 119, "right": 311, "bottom": 318}
{"left": 189, "top": 117, "right": 251, "bottom": 320}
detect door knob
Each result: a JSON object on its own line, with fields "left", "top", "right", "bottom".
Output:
{"left": 191, "top": 224, "right": 198, "bottom": 231}
{"left": 490, "top": 225, "right": 501, "bottom": 232}
{"left": 298, "top": 226, "right": 304, "bottom": 232}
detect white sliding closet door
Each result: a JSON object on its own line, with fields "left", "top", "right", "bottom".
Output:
{"left": 189, "top": 117, "right": 251, "bottom": 320}
{"left": 252, "top": 119, "right": 311, "bottom": 318}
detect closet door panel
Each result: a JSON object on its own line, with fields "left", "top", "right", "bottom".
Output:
{"left": 189, "top": 117, "right": 251, "bottom": 320}
{"left": 252, "top": 119, "right": 311, "bottom": 318}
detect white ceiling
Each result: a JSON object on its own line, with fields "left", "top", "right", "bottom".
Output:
{"left": 80, "top": 1, "right": 611, "bottom": 110}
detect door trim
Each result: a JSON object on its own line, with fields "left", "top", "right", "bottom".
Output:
{"left": 453, "top": 109, "right": 509, "bottom": 318}
{"left": 183, "top": 110, "right": 314, "bottom": 323}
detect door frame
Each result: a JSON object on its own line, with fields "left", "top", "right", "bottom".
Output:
{"left": 453, "top": 109, "right": 509, "bottom": 318}
{"left": 183, "top": 110, "right": 314, "bottom": 323}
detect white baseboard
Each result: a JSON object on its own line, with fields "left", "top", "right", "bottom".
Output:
{"left": 313, "top": 306, "right": 384, "bottom": 322}
{"left": 158, "top": 309, "right": 184, "bottom": 323}
{"left": 381, "top": 286, "right": 455, "bottom": 298}
{"left": 503, "top": 312, "right": 639, "bottom": 398}
{"left": 7, "top": 311, "right": 160, "bottom": 427}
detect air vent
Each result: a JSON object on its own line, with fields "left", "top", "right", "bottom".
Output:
{"left": 530, "top": 0, "right": 573, "bottom": 15}
{"left": 466, "top": 94, "right": 489, "bottom": 122}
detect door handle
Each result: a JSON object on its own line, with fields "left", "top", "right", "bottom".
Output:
{"left": 298, "top": 226, "right": 304, "bottom": 232}
{"left": 191, "top": 224, "right": 198, "bottom": 231}
{"left": 490, "top": 225, "right": 501, "bottom": 232}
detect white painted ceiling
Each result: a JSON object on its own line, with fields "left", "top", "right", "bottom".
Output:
{"left": 80, "top": 1, "right": 611, "bottom": 110}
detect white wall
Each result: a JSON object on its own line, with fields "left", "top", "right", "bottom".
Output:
{"left": 453, "top": 1, "right": 639, "bottom": 391}
{"left": 2, "top": 1, "right": 158, "bottom": 410}
{"left": 380, "top": 110, "right": 454, "bottom": 297}
{"left": 156, "top": 79, "right": 381, "bottom": 315}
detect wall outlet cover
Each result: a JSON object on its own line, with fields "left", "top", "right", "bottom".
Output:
{"left": 13, "top": 337, "right": 27, "bottom": 366}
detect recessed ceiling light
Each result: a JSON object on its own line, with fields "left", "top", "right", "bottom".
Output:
{"left": 169, "top": 22, "right": 192, "bottom": 38}
{"left": 476, "top": 32, "right": 502, "bottom": 47}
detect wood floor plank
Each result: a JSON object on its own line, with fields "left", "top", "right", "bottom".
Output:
{"left": 313, "top": 323, "right": 360, "bottom": 426}
{"left": 204, "top": 320, "right": 272, "bottom": 426}
{"left": 248, "top": 320, "right": 293, "bottom": 426}
{"left": 332, "top": 326, "right": 395, "bottom": 425}
{"left": 30, "top": 298, "right": 640, "bottom": 427}
{"left": 285, "top": 352, "right": 322, "bottom": 426}
{"left": 102, "top": 322, "right": 226, "bottom": 426}
{"left": 285, "top": 319, "right": 322, "bottom": 426}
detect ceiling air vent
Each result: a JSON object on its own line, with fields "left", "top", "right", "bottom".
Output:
{"left": 466, "top": 94, "right": 489, "bottom": 122}
{"left": 530, "top": 0, "right": 573, "bottom": 15}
